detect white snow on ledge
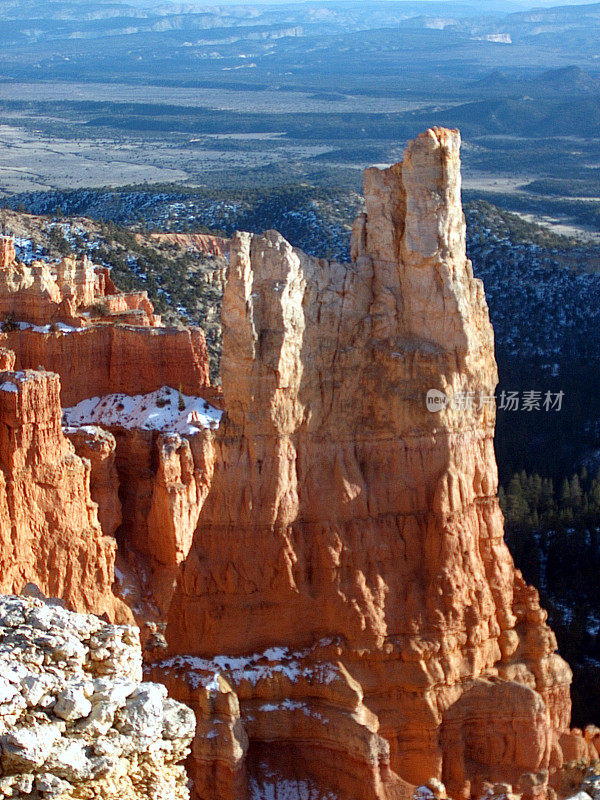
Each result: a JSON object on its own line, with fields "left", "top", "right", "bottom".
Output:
{"left": 15, "top": 321, "right": 86, "bottom": 334}
{"left": 154, "top": 640, "right": 340, "bottom": 691}
{"left": 62, "top": 386, "right": 222, "bottom": 435}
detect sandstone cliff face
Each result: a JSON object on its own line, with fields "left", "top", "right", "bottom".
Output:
{"left": 157, "top": 129, "right": 573, "bottom": 800}
{"left": 0, "top": 231, "right": 211, "bottom": 405}
{"left": 1, "top": 325, "right": 210, "bottom": 407}
{"left": 106, "top": 427, "right": 216, "bottom": 624}
{"left": 0, "top": 593, "right": 195, "bottom": 800}
{"left": 0, "top": 367, "right": 128, "bottom": 622}
{"left": 148, "top": 232, "right": 230, "bottom": 260}
{"left": 65, "top": 426, "right": 122, "bottom": 540}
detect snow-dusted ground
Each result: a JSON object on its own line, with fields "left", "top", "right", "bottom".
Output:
{"left": 15, "top": 321, "right": 85, "bottom": 334}
{"left": 13, "top": 236, "right": 44, "bottom": 264}
{"left": 62, "top": 386, "right": 222, "bottom": 435}
{"left": 155, "top": 641, "right": 340, "bottom": 692}
{"left": 249, "top": 774, "right": 339, "bottom": 800}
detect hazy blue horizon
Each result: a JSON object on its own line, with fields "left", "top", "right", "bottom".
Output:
{"left": 151, "top": 0, "right": 600, "bottom": 4}
{"left": 149, "top": 0, "right": 600, "bottom": 5}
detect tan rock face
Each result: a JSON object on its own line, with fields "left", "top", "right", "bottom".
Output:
{"left": 0, "top": 236, "right": 16, "bottom": 268}
{"left": 148, "top": 232, "right": 231, "bottom": 259}
{"left": 0, "top": 370, "right": 129, "bottom": 622}
{"left": 66, "top": 425, "right": 122, "bottom": 539}
{"left": 1, "top": 324, "right": 210, "bottom": 406}
{"left": 0, "top": 347, "right": 15, "bottom": 371}
{"left": 0, "top": 235, "right": 211, "bottom": 404}
{"left": 158, "top": 129, "right": 573, "bottom": 799}
{"left": 0, "top": 254, "right": 94, "bottom": 324}
{"left": 0, "top": 235, "right": 214, "bottom": 640}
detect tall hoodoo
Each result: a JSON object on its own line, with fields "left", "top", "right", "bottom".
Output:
{"left": 160, "top": 128, "right": 573, "bottom": 799}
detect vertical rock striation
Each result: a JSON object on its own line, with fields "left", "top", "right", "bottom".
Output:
{"left": 2, "top": 325, "right": 210, "bottom": 407}
{"left": 0, "top": 367, "right": 129, "bottom": 622}
{"left": 110, "top": 427, "right": 217, "bottom": 624}
{"left": 159, "top": 129, "right": 572, "bottom": 799}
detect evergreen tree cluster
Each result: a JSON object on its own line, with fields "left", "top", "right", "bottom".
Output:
{"left": 500, "top": 468, "right": 600, "bottom": 529}
{"left": 500, "top": 469, "right": 600, "bottom": 728}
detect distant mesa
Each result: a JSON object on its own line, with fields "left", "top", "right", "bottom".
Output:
{"left": 473, "top": 65, "right": 600, "bottom": 95}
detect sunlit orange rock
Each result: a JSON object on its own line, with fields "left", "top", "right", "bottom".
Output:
{"left": 0, "top": 347, "right": 15, "bottom": 370}
{"left": 0, "top": 368, "right": 129, "bottom": 621}
{"left": 2, "top": 323, "right": 210, "bottom": 405}
{"left": 66, "top": 424, "right": 122, "bottom": 539}
{"left": 157, "top": 129, "right": 573, "bottom": 800}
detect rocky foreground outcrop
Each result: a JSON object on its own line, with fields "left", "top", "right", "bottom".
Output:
{"left": 0, "top": 127, "right": 596, "bottom": 800}
{"left": 0, "top": 593, "right": 195, "bottom": 800}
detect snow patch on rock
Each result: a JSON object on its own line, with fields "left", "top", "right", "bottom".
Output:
{"left": 155, "top": 640, "right": 340, "bottom": 691}
{"left": 62, "top": 385, "right": 222, "bottom": 435}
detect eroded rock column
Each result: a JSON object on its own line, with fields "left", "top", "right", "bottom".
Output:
{"left": 158, "top": 128, "right": 572, "bottom": 800}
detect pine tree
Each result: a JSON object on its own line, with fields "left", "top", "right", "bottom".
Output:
{"left": 589, "top": 478, "right": 600, "bottom": 512}
{"left": 570, "top": 474, "right": 583, "bottom": 510}
{"left": 540, "top": 478, "right": 555, "bottom": 520}
{"left": 506, "top": 474, "right": 528, "bottom": 526}
{"left": 559, "top": 477, "right": 572, "bottom": 509}
{"left": 498, "top": 485, "right": 507, "bottom": 515}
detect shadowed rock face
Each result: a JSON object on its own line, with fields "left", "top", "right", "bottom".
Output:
{"left": 156, "top": 128, "right": 573, "bottom": 799}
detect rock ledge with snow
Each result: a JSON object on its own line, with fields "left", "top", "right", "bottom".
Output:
{"left": 62, "top": 386, "right": 222, "bottom": 436}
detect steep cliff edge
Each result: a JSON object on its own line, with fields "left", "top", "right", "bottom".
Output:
{"left": 155, "top": 128, "right": 575, "bottom": 800}
{"left": 0, "top": 367, "right": 128, "bottom": 622}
